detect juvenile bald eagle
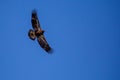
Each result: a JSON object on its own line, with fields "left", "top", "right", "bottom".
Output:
{"left": 28, "top": 10, "right": 51, "bottom": 52}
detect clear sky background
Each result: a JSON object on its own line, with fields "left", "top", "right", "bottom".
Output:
{"left": 0, "top": 0, "right": 120, "bottom": 80}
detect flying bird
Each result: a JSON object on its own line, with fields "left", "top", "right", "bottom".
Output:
{"left": 28, "top": 10, "right": 51, "bottom": 52}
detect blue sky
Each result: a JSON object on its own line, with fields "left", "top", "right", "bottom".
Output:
{"left": 0, "top": 0, "right": 120, "bottom": 80}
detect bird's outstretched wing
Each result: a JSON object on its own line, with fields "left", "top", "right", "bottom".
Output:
{"left": 37, "top": 35, "right": 51, "bottom": 52}
{"left": 31, "top": 10, "right": 41, "bottom": 31}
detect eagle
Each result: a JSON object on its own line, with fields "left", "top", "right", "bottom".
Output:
{"left": 28, "top": 10, "right": 51, "bottom": 52}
